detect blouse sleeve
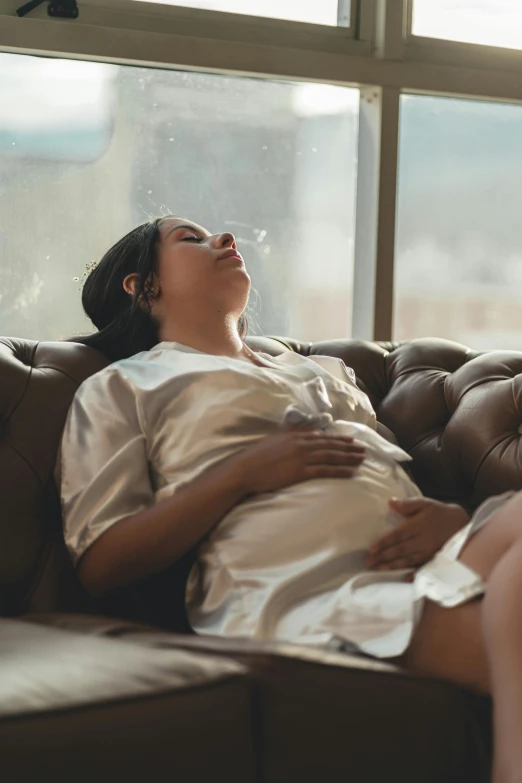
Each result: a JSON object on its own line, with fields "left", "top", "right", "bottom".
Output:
{"left": 60, "top": 367, "right": 154, "bottom": 564}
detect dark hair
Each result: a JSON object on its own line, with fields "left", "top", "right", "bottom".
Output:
{"left": 70, "top": 217, "right": 247, "bottom": 363}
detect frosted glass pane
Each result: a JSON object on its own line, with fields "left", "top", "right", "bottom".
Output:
{"left": 0, "top": 54, "right": 358, "bottom": 343}
{"left": 413, "top": 0, "right": 522, "bottom": 50}
{"left": 132, "top": 0, "right": 347, "bottom": 27}
{"left": 394, "top": 95, "right": 522, "bottom": 349}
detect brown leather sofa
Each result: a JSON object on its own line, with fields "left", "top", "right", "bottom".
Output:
{"left": 5, "top": 332, "right": 518, "bottom": 782}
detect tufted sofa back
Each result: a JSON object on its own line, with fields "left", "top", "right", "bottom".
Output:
{"left": 2, "top": 334, "right": 522, "bottom": 622}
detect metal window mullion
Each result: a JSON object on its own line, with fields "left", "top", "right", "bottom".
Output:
{"left": 352, "top": 85, "right": 400, "bottom": 341}
{"left": 404, "top": 0, "right": 414, "bottom": 39}
{"left": 375, "top": 0, "right": 408, "bottom": 60}
{"left": 355, "top": 0, "right": 377, "bottom": 44}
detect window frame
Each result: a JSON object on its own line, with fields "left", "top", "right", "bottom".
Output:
{"left": 1, "top": 0, "right": 522, "bottom": 341}
{"left": 0, "top": 0, "right": 365, "bottom": 68}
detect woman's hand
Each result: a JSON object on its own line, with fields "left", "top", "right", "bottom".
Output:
{"left": 234, "top": 429, "right": 365, "bottom": 496}
{"left": 365, "top": 497, "right": 470, "bottom": 571}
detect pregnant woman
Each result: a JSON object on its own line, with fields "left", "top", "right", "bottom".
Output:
{"left": 62, "top": 215, "right": 522, "bottom": 783}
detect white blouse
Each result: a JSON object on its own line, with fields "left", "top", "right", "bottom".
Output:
{"left": 60, "top": 342, "right": 488, "bottom": 659}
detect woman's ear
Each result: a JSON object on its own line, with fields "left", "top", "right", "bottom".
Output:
{"left": 123, "top": 273, "right": 139, "bottom": 296}
{"left": 123, "top": 273, "right": 159, "bottom": 302}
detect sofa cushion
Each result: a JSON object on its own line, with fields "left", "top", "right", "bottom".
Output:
{"left": 25, "top": 613, "right": 492, "bottom": 783}
{"left": 0, "top": 338, "right": 108, "bottom": 617}
{"left": 1, "top": 618, "right": 255, "bottom": 783}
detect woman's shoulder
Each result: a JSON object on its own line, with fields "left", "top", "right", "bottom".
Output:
{"left": 74, "top": 344, "right": 222, "bottom": 401}
{"left": 74, "top": 353, "right": 148, "bottom": 399}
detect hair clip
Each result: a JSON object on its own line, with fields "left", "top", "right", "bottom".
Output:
{"left": 73, "top": 259, "right": 100, "bottom": 288}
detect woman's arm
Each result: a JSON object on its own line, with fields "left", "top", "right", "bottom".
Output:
{"left": 78, "top": 448, "right": 247, "bottom": 597}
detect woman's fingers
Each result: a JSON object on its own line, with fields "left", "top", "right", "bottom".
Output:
{"left": 367, "top": 539, "right": 407, "bottom": 565}
{"left": 301, "top": 435, "right": 365, "bottom": 451}
{"left": 369, "top": 524, "right": 414, "bottom": 556}
{"left": 369, "top": 542, "right": 424, "bottom": 569}
{"left": 377, "top": 558, "right": 413, "bottom": 570}
{"left": 366, "top": 524, "right": 419, "bottom": 568}
{"left": 368, "top": 546, "right": 424, "bottom": 569}
{"left": 389, "top": 497, "right": 430, "bottom": 516}
{"left": 300, "top": 432, "right": 355, "bottom": 443}
{"left": 306, "top": 448, "right": 365, "bottom": 466}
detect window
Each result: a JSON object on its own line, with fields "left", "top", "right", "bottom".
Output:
{"left": 4, "top": 2, "right": 522, "bottom": 347}
{"left": 0, "top": 53, "right": 358, "bottom": 343}
{"left": 412, "top": 0, "right": 522, "bottom": 50}
{"left": 133, "top": 0, "right": 350, "bottom": 27}
{"left": 394, "top": 94, "right": 522, "bottom": 349}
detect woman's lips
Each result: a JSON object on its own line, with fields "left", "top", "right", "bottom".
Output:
{"left": 219, "top": 249, "right": 245, "bottom": 265}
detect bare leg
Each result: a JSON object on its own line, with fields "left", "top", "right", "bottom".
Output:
{"left": 482, "top": 540, "right": 522, "bottom": 783}
{"left": 399, "top": 492, "right": 522, "bottom": 783}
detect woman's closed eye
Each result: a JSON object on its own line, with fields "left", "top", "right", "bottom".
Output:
{"left": 181, "top": 234, "right": 203, "bottom": 243}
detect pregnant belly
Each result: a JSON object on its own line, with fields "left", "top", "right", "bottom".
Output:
{"left": 189, "top": 457, "right": 419, "bottom": 639}
{"left": 201, "top": 457, "right": 419, "bottom": 573}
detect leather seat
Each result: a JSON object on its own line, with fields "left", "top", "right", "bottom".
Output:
{"left": 0, "top": 618, "right": 254, "bottom": 783}
{"left": 24, "top": 611, "right": 493, "bottom": 783}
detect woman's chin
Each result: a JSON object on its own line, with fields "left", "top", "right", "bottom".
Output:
{"left": 220, "top": 262, "right": 250, "bottom": 277}
{"left": 223, "top": 267, "right": 251, "bottom": 286}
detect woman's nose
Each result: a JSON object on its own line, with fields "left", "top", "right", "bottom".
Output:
{"left": 215, "top": 232, "right": 236, "bottom": 249}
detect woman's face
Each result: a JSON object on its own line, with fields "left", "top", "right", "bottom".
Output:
{"left": 148, "top": 216, "right": 251, "bottom": 327}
